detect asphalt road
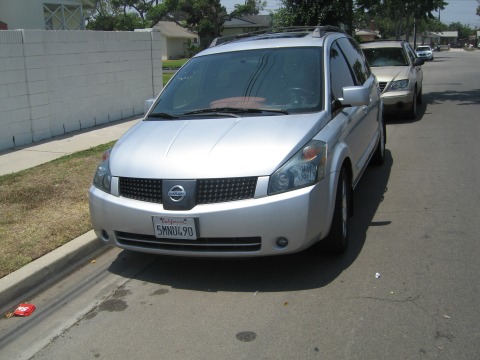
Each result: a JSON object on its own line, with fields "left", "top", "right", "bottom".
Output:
{"left": 1, "top": 49, "right": 479, "bottom": 360}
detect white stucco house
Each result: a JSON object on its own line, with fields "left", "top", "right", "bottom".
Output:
{"left": 355, "top": 28, "right": 380, "bottom": 42}
{"left": 0, "top": 0, "right": 93, "bottom": 30}
{"left": 427, "top": 31, "right": 459, "bottom": 46}
{"left": 153, "top": 21, "right": 199, "bottom": 60}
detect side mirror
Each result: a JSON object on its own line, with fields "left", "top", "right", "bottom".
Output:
{"left": 339, "top": 85, "right": 370, "bottom": 107}
{"left": 144, "top": 99, "right": 155, "bottom": 115}
{"left": 414, "top": 58, "right": 425, "bottom": 66}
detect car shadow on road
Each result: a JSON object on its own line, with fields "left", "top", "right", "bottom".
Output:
{"left": 384, "top": 102, "right": 426, "bottom": 124}
{"left": 423, "top": 88, "right": 480, "bottom": 105}
{"left": 385, "top": 87, "right": 480, "bottom": 125}
{"left": 108, "top": 151, "right": 393, "bottom": 293}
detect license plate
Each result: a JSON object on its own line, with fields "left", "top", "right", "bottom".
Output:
{"left": 152, "top": 216, "right": 197, "bottom": 240}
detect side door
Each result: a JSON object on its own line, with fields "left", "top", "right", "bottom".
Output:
{"left": 330, "top": 39, "right": 379, "bottom": 183}
{"left": 405, "top": 43, "right": 423, "bottom": 89}
{"left": 337, "top": 37, "right": 380, "bottom": 146}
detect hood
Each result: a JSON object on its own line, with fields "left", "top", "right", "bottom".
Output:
{"left": 110, "top": 113, "right": 326, "bottom": 179}
{"left": 371, "top": 66, "right": 410, "bottom": 83}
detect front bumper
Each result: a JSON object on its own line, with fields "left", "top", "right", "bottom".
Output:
{"left": 89, "top": 175, "right": 335, "bottom": 257}
{"left": 381, "top": 90, "right": 415, "bottom": 114}
{"left": 417, "top": 54, "right": 433, "bottom": 60}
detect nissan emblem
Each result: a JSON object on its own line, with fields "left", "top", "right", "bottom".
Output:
{"left": 168, "top": 185, "right": 186, "bottom": 202}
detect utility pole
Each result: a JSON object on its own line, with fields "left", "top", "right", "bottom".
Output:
{"left": 413, "top": 17, "right": 417, "bottom": 49}
{"left": 347, "top": 0, "right": 353, "bottom": 36}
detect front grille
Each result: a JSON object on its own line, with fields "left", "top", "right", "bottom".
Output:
{"left": 197, "top": 177, "right": 257, "bottom": 204}
{"left": 119, "top": 177, "right": 257, "bottom": 205}
{"left": 116, "top": 231, "right": 261, "bottom": 252}
{"left": 379, "top": 82, "right": 387, "bottom": 92}
{"left": 120, "top": 178, "right": 162, "bottom": 203}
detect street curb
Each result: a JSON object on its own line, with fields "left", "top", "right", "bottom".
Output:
{"left": 0, "top": 231, "right": 109, "bottom": 314}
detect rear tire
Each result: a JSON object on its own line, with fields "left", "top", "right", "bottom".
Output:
{"left": 325, "top": 168, "right": 351, "bottom": 255}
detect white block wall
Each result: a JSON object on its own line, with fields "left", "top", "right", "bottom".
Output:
{"left": 0, "top": 29, "right": 163, "bottom": 151}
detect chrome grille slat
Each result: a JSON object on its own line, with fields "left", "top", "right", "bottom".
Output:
{"left": 115, "top": 231, "right": 261, "bottom": 252}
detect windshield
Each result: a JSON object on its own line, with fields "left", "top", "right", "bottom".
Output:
{"left": 150, "top": 47, "right": 323, "bottom": 118}
{"left": 362, "top": 47, "right": 409, "bottom": 67}
{"left": 416, "top": 46, "right": 430, "bottom": 51}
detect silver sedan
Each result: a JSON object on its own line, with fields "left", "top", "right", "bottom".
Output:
{"left": 361, "top": 40, "right": 424, "bottom": 119}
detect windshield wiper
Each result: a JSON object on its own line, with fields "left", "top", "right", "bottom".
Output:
{"left": 182, "top": 107, "right": 288, "bottom": 116}
{"left": 147, "top": 112, "right": 178, "bottom": 119}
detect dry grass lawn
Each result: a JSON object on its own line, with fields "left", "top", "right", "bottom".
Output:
{"left": 0, "top": 141, "right": 115, "bottom": 279}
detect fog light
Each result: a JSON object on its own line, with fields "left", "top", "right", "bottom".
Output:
{"left": 101, "top": 230, "right": 110, "bottom": 241}
{"left": 276, "top": 237, "right": 289, "bottom": 248}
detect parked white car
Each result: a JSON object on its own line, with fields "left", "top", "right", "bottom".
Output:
{"left": 89, "top": 26, "right": 385, "bottom": 258}
{"left": 415, "top": 45, "right": 434, "bottom": 61}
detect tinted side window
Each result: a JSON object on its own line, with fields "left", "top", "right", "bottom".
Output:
{"left": 337, "top": 37, "right": 369, "bottom": 85}
{"left": 330, "top": 42, "right": 355, "bottom": 100}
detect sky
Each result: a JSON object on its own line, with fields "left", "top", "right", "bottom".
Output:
{"left": 433, "top": 0, "right": 480, "bottom": 28}
{"left": 221, "top": 0, "right": 480, "bottom": 29}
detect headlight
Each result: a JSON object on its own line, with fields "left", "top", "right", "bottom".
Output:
{"left": 268, "top": 140, "right": 327, "bottom": 195}
{"left": 389, "top": 79, "right": 409, "bottom": 91}
{"left": 93, "top": 149, "right": 112, "bottom": 193}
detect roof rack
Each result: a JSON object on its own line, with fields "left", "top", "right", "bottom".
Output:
{"left": 361, "top": 39, "right": 404, "bottom": 44}
{"left": 209, "top": 25, "right": 346, "bottom": 47}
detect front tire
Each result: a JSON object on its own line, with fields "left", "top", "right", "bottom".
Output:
{"left": 325, "top": 168, "right": 351, "bottom": 255}
{"left": 407, "top": 87, "right": 417, "bottom": 120}
{"left": 417, "top": 87, "right": 423, "bottom": 105}
{"left": 371, "top": 115, "right": 386, "bottom": 166}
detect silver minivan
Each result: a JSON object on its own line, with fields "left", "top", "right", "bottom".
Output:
{"left": 89, "top": 27, "right": 385, "bottom": 257}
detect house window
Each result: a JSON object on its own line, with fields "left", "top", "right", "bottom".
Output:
{"left": 44, "top": 3, "right": 84, "bottom": 30}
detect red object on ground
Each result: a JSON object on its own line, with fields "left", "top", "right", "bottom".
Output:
{"left": 13, "top": 303, "right": 36, "bottom": 316}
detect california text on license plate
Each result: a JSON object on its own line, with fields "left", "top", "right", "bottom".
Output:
{"left": 152, "top": 216, "right": 197, "bottom": 240}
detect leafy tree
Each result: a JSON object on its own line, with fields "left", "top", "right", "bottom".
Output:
{"left": 448, "top": 22, "right": 474, "bottom": 41}
{"left": 86, "top": 0, "right": 155, "bottom": 29}
{"left": 274, "top": 0, "right": 354, "bottom": 35}
{"left": 111, "top": 0, "right": 159, "bottom": 21}
{"left": 355, "top": 0, "right": 448, "bottom": 40}
{"left": 87, "top": 12, "right": 144, "bottom": 30}
{"left": 272, "top": 7, "right": 297, "bottom": 28}
{"left": 146, "top": 0, "right": 179, "bottom": 25}
{"left": 231, "top": 0, "right": 267, "bottom": 17}
{"left": 174, "top": 0, "right": 227, "bottom": 48}
{"left": 86, "top": 0, "right": 146, "bottom": 30}
{"left": 97, "top": 0, "right": 226, "bottom": 49}
{"left": 424, "top": 17, "right": 448, "bottom": 33}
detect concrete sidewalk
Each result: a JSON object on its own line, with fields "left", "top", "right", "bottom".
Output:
{"left": 0, "top": 116, "right": 141, "bottom": 313}
{"left": 0, "top": 116, "right": 141, "bottom": 176}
